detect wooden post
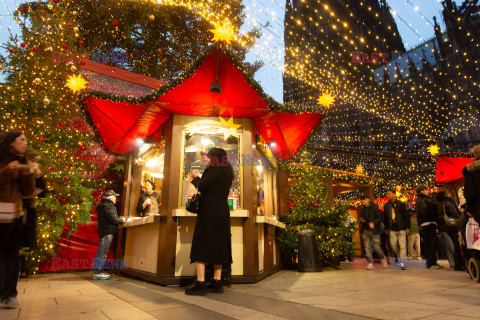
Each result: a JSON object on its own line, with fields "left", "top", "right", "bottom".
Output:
{"left": 157, "top": 115, "right": 182, "bottom": 277}
{"left": 242, "top": 118, "right": 259, "bottom": 276}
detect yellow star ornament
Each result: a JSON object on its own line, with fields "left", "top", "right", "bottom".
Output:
{"left": 217, "top": 117, "right": 241, "bottom": 140}
{"left": 317, "top": 92, "right": 335, "bottom": 108}
{"left": 66, "top": 74, "right": 88, "bottom": 93}
{"left": 355, "top": 165, "right": 364, "bottom": 174}
{"left": 428, "top": 144, "right": 440, "bottom": 156}
{"left": 210, "top": 23, "right": 235, "bottom": 44}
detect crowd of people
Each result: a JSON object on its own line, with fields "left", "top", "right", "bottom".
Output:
{"left": 358, "top": 144, "right": 480, "bottom": 271}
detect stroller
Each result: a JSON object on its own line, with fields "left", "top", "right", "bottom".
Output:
{"left": 463, "top": 213, "right": 480, "bottom": 282}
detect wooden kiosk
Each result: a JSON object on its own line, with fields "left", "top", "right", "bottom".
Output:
{"left": 82, "top": 46, "right": 322, "bottom": 285}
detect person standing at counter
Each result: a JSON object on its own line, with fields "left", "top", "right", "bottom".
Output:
{"left": 185, "top": 147, "right": 233, "bottom": 296}
{"left": 136, "top": 180, "right": 161, "bottom": 217}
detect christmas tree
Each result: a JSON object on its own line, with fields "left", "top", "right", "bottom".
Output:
{"left": 278, "top": 152, "right": 356, "bottom": 260}
{"left": 0, "top": 0, "right": 112, "bottom": 272}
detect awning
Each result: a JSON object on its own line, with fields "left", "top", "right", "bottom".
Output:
{"left": 82, "top": 46, "right": 323, "bottom": 159}
{"left": 436, "top": 157, "right": 475, "bottom": 184}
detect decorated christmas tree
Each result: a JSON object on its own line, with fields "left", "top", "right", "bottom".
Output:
{"left": 0, "top": 0, "right": 113, "bottom": 272}
{"left": 278, "top": 152, "right": 356, "bottom": 260}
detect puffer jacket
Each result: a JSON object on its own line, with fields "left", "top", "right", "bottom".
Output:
{"left": 463, "top": 158, "right": 480, "bottom": 223}
{"left": 97, "top": 198, "right": 123, "bottom": 239}
{"left": 0, "top": 153, "right": 35, "bottom": 219}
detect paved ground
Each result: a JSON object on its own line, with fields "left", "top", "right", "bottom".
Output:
{"left": 1, "top": 259, "right": 480, "bottom": 320}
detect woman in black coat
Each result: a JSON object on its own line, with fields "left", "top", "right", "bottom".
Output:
{"left": 185, "top": 147, "right": 233, "bottom": 296}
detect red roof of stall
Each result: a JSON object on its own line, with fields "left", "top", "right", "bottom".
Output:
{"left": 436, "top": 157, "right": 475, "bottom": 184}
{"left": 81, "top": 46, "right": 323, "bottom": 159}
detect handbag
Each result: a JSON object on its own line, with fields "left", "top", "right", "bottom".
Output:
{"left": 0, "top": 202, "right": 17, "bottom": 223}
{"left": 186, "top": 193, "right": 201, "bottom": 214}
{"left": 442, "top": 203, "right": 467, "bottom": 227}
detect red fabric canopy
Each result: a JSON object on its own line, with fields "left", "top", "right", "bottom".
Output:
{"left": 83, "top": 48, "right": 322, "bottom": 159}
{"left": 436, "top": 157, "right": 475, "bottom": 184}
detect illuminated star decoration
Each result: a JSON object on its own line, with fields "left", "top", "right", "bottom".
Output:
{"left": 210, "top": 22, "right": 235, "bottom": 44}
{"left": 217, "top": 117, "right": 241, "bottom": 139}
{"left": 317, "top": 92, "right": 336, "bottom": 108}
{"left": 66, "top": 74, "right": 88, "bottom": 93}
{"left": 428, "top": 144, "right": 440, "bottom": 156}
{"left": 355, "top": 165, "right": 364, "bottom": 174}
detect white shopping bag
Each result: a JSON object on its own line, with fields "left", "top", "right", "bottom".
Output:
{"left": 466, "top": 218, "right": 480, "bottom": 250}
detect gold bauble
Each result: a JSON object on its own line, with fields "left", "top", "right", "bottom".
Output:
{"left": 73, "top": 27, "right": 79, "bottom": 33}
{"left": 47, "top": 4, "right": 53, "bottom": 10}
{"left": 33, "top": 78, "right": 42, "bottom": 85}
{"left": 70, "top": 65, "right": 78, "bottom": 72}
{"left": 148, "top": 14, "right": 155, "bottom": 21}
{"left": 43, "top": 96, "right": 51, "bottom": 105}
{"left": 72, "top": 11, "right": 77, "bottom": 15}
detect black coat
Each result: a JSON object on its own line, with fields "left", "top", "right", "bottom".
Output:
{"left": 415, "top": 193, "right": 439, "bottom": 225}
{"left": 359, "top": 203, "right": 384, "bottom": 234}
{"left": 463, "top": 158, "right": 480, "bottom": 223}
{"left": 97, "top": 198, "right": 123, "bottom": 239}
{"left": 190, "top": 166, "right": 233, "bottom": 265}
{"left": 384, "top": 199, "right": 411, "bottom": 231}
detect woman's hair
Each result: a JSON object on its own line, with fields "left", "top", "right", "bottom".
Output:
{"left": 207, "top": 147, "right": 234, "bottom": 181}
{"left": 0, "top": 131, "right": 23, "bottom": 161}
{"left": 436, "top": 190, "right": 450, "bottom": 201}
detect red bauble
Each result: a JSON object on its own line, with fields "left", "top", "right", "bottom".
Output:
{"left": 79, "top": 40, "right": 84, "bottom": 45}
{"left": 37, "top": 136, "right": 44, "bottom": 142}
{"left": 52, "top": 0, "right": 58, "bottom": 3}
{"left": 306, "top": 222, "right": 309, "bottom": 225}
{"left": 8, "top": 48, "right": 14, "bottom": 53}
{"left": 112, "top": 20, "right": 119, "bottom": 26}
{"left": 314, "top": 202, "right": 318, "bottom": 207}
{"left": 291, "top": 226, "right": 295, "bottom": 231}
{"left": 289, "top": 201, "right": 294, "bottom": 207}
{"left": 67, "top": 23, "right": 72, "bottom": 28}
{"left": 63, "top": 177, "right": 69, "bottom": 181}
{"left": 79, "top": 144, "right": 86, "bottom": 151}
{"left": 41, "top": 10, "right": 45, "bottom": 15}
{"left": 159, "top": 51, "right": 164, "bottom": 56}
{"left": 32, "top": 47, "right": 39, "bottom": 52}
{"left": 58, "top": 197, "right": 66, "bottom": 204}
{"left": 80, "top": 60, "right": 86, "bottom": 65}
{"left": 20, "top": 6, "right": 26, "bottom": 12}
{"left": 62, "top": 43, "right": 68, "bottom": 50}
{"left": 20, "top": 43, "right": 26, "bottom": 47}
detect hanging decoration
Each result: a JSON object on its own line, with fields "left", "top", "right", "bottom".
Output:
{"left": 210, "top": 22, "right": 235, "bottom": 44}
{"left": 317, "top": 92, "right": 336, "bottom": 108}
{"left": 66, "top": 74, "right": 88, "bottom": 93}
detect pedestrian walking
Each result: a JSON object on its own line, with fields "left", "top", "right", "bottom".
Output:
{"left": 436, "top": 190, "right": 465, "bottom": 271}
{"left": 384, "top": 189, "right": 410, "bottom": 270}
{"left": 407, "top": 204, "right": 422, "bottom": 260}
{"left": 359, "top": 195, "right": 388, "bottom": 270}
{"left": 93, "top": 190, "right": 125, "bottom": 280}
{"left": 415, "top": 185, "right": 443, "bottom": 269}
{"left": 463, "top": 145, "right": 480, "bottom": 224}
{"left": 0, "top": 131, "right": 36, "bottom": 309}
{"left": 185, "top": 147, "right": 233, "bottom": 295}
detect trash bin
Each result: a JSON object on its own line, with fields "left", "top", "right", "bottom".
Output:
{"left": 298, "top": 229, "right": 322, "bottom": 272}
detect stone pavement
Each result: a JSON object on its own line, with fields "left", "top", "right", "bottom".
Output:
{"left": 1, "top": 259, "right": 480, "bottom": 320}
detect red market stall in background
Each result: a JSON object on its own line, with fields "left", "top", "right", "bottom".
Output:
{"left": 436, "top": 156, "right": 475, "bottom": 204}
{"left": 81, "top": 45, "right": 324, "bottom": 284}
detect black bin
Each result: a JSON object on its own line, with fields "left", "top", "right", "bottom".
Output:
{"left": 298, "top": 229, "right": 322, "bottom": 272}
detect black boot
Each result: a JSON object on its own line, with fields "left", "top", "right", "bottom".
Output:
{"left": 185, "top": 281, "right": 207, "bottom": 296}
{"left": 206, "top": 279, "right": 224, "bottom": 293}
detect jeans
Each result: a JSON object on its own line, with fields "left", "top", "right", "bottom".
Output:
{"left": 363, "top": 229, "right": 385, "bottom": 263}
{"left": 0, "top": 219, "right": 22, "bottom": 300}
{"left": 390, "top": 230, "right": 407, "bottom": 263}
{"left": 408, "top": 233, "right": 421, "bottom": 257}
{"left": 94, "top": 234, "right": 114, "bottom": 274}
{"left": 421, "top": 224, "right": 438, "bottom": 267}
{"left": 440, "top": 228, "right": 463, "bottom": 269}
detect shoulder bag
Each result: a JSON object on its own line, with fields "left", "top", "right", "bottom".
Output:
{"left": 186, "top": 192, "right": 201, "bottom": 214}
{"left": 442, "top": 203, "right": 466, "bottom": 227}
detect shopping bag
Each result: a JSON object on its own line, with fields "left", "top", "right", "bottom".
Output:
{"left": 466, "top": 218, "right": 480, "bottom": 250}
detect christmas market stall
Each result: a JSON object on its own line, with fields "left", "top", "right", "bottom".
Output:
{"left": 81, "top": 45, "right": 323, "bottom": 285}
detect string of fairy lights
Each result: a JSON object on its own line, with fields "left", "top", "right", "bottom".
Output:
{"left": 1, "top": 0, "right": 479, "bottom": 178}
